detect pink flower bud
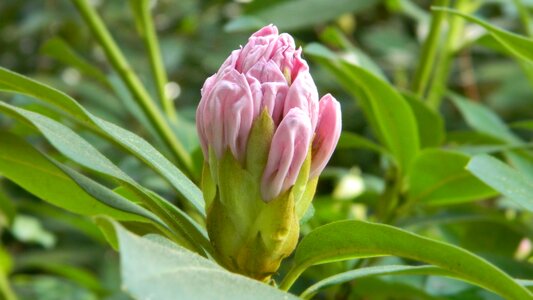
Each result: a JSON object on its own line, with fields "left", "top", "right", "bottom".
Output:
{"left": 197, "top": 24, "right": 340, "bottom": 190}
{"left": 261, "top": 108, "right": 313, "bottom": 202}
{"left": 196, "top": 69, "right": 258, "bottom": 161}
{"left": 310, "top": 94, "right": 342, "bottom": 178}
{"left": 283, "top": 71, "right": 319, "bottom": 130}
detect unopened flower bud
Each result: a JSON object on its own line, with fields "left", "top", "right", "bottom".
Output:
{"left": 196, "top": 24, "right": 341, "bottom": 281}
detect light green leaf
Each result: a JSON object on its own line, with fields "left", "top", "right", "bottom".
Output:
{"left": 0, "top": 132, "right": 150, "bottom": 221}
{"left": 282, "top": 220, "right": 532, "bottom": 300}
{"left": 403, "top": 93, "right": 445, "bottom": 148}
{"left": 40, "top": 38, "right": 109, "bottom": 86}
{"left": 305, "top": 44, "right": 419, "bottom": 170}
{"left": 339, "top": 62, "right": 420, "bottom": 171}
{"left": 226, "top": 0, "right": 380, "bottom": 31}
{"left": 450, "top": 93, "right": 520, "bottom": 143}
{"left": 301, "top": 265, "right": 453, "bottom": 299}
{"left": 114, "top": 223, "right": 298, "bottom": 300}
{"left": 408, "top": 149, "right": 496, "bottom": 205}
{"left": 466, "top": 154, "right": 533, "bottom": 212}
{"left": 337, "top": 132, "right": 389, "bottom": 155}
{"left": 0, "top": 66, "right": 204, "bottom": 217}
{"left": 433, "top": 7, "right": 533, "bottom": 63}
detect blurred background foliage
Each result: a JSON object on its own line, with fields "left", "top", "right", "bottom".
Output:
{"left": 0, "top": 0, "right": 532, "bottom": 299}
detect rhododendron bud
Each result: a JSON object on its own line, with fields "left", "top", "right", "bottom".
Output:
{"left": 196, "top": 24, "right": 341, "bottom": 281}
{"left": 261, "top": 108, "right": 313, "bottom": 202}
{"left": 310, "top": 94, "right": 342, "bottom": 178}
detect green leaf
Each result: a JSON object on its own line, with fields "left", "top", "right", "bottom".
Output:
{"left": 339, "top": 63, "right": 420, "bottom": 171}
{"left": 40, "top": 38, "right": 109, "bottom": 86}
{"left": 403, "top": 93, "right": 445, "bottom": 148}
{"left": 0, "top": 66, "right": 205, "bottom": 217}
{"left": 304, "top": 46, "right": 419, "bottom": 170}
{"left": 433, "top": 7, "right": 533, "bottom": 63}
{"left": 408, "top": 149, "right": 496, "bottom": 205}
{"left": 226, "top": 0, "right": 380, "bottom": 31}
{"left": 282, "top": 220, "right": 532, "bottom": 299}
{"left": 337, "top": 132, "right": 389, "bottom": 155}
{"left": 511, "top": 120, "right": 533, "bottom": 131}
{"left": 0, "top": 132, "right": 151, "bottom": 221}
{"left": 114, "top": 223, "right": 298, "bottom": 300}
{"left": 466, "top": 154, "right": 533, "bottom": 212}
{"left": 449, "top": 93, "right": 520, "bottom": 144}
{"left": 301, "top": 265, "right": 454, "bottom": 299}
{"left": 0, "top": 185, "right": 15, "bottom": 227}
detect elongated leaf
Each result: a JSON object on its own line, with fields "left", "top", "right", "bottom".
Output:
{"left": 0, "top": 103, "right": 211, "bottom": 253}
{"left": 0, "top": 132, "right": 149, "bottom": 221}
{"left": 114, "top": 223, "right": 298, "bottom": 300}
{"left": 337, "top": 132, "right": 389, "bottom": 155}
{"left": 284, "top": 220, "right": 532, "bottom": 300}
{"left": 433, "top": 8, "right": 533, "bottom": 63}
{"left": 403, "top": 93, "right": 444, "bottom": 148}
{"left": 226, "top": 0, "right": 380, "bottom": 31}
{"left": 408, "top": 149, "right": 496, "bottom": 205}
{"left": 450, "top": 93, "right": 520, "bottom": 144}
{"left": 301, "top": 265, "right": 454, "bottom": 299}
{"left": 0, "top": 67, "right": 204, "bottom": 217}
{"left": 41, "top": 38, "right": 109, "bottom": 85}
{"left": 466, "top": 155, "right": 533, "bottom": 212}
{"left": 340, "top": 63, "right": 419, "bottom": 170}
{"left": 305, "top": 44, "right": 419, "bottom": 169}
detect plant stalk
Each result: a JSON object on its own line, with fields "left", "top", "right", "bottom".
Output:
{"left": 135, "top": 0, "right": 178, "bottom": 123}
{"left": 411, "top": 0, "right": 449, "bottom": 97}
{"left": 426, "top": 0, "right": 475, "bottom": 109}
{"left": 71, "top": 0, "right": 193, "bottom": 175}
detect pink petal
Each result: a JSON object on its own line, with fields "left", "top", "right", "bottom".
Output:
{"left": 198, "top": 69, "right": 257, "bottom": 161}
{"left": 261, "top": 108, "right": 313, "bottom": 202}
{"left": 310, "top": 94, "right": 342, "bottom": 178}
{"left": 283, "top": 71, "right": 319, "bottom": 130}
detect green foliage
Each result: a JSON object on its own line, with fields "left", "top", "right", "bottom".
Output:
{"left": 0, "top": 0, "right": 532, "bottom": 299}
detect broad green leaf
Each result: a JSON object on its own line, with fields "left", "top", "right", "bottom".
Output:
{"left": 403, "top": 93, "right": 445, "bottom": 148}
{"left": 337, "top": 132, "right": 389, "bottom": 155}
{"left": 226, "top": 0, "right": 380, "bottom": 31}
{"left": 40, "top": 38, "right": 109, "bottom": 86}
{"left": 0, "top": 67, "right": 204, "bottom": 217}
{"left": 450, "top": 93, "right": 520, "bottom": 144}
{"left": 306, "top": 48, "right": 420, "bottom": 170}
{"left": 301, "top": 265, "right": 454, "bottom": 299}
{"left": 408, "top": 149, "right": 496, "bottom": 205}
{"left": 339, "top": 62, "right": 419, "bottom": 171}
{"left": 283, "top": 220, "right": 532, "bottom": 299}
{"left": 0, "top": 101, "right": 207, "bottom": 251}
{"left": 466, "top": 155, "right": 533, "bottom": 212}
{"left": 114, "top": 223, "right": 298, "bottom": 300}
{"left": 433, "top": 7, "right": 533, "bottom": 63}
{"left": 0, "top": 132, "right": 150, "bottom": 221}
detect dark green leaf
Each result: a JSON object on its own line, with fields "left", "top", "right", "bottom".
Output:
{"left": 408, "top": 149, "right": 496, "bottom": 205}
{"left": 284, "top": 220, "right": 532, "bottom": 299}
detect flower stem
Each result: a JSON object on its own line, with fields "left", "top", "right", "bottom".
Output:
{"left": 134, "top": 0, "right": 178, "bottom": 123}
{"left": 71, "top": 0, "right": 193, "bottom": 175}
{"left": 426, "top": 0, "right": 477, "bottom": 109}
{"left": 279, "top": 265, "right": 307, "bottom": 291}
{"left": 411, "top": 0, "right": 449, "bottom": 97}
